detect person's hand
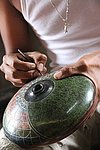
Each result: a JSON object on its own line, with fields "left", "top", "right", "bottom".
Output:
{"left": 53, "top": 60, "right": 86, "bottom": 80}
{"left": 0, "top": 51, "right": 47, "bottom": 87}
{"left": 54, "top": 50, "right": 100, "bottom": 101}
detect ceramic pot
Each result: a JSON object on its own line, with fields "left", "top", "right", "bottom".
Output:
{"left": 3, "top": 73, "right": 97, "bottom": 148}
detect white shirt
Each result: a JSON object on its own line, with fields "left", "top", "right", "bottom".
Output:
{"left": 20, "top": 0, "right": 100, "bottom": 70}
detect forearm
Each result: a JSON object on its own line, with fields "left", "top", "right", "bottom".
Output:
{"left": 0, "top": 0, "right": 32, "bottom": 54}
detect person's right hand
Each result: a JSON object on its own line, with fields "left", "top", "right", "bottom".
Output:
{"left": 0, "top": 51, "right": 47, "bottom": 87}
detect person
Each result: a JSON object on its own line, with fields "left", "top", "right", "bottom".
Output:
{"left": 0, "top": 0, "right": 100, "bottom": 150}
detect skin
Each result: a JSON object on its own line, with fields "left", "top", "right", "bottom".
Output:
{"left": 0, "top": 0, "right": 47, "bottom": 86}
{"left": 0, "top": 0, "right": 100, "bottom": 103}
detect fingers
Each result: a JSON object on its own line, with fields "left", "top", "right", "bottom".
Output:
{"left": 54, "top": 66, "right": 74, "bottom": 79}
{"left": 1, "top": 51, "right": 48, "bottom": 87}
{"left": 26, "top": 51, "right": 47, "bottom": 73}
{"left": 10, "top": 79, "right": 25, "bottom": 87}
{"left": 1, "top": 62, "right": 40, "bottom": 87}
{"left": 54, "top": 59, "right": 88, "bottom": 79}
{"left": 27, "top": 51, "right": 47, "bottom": 65}
{"left": 3, "top": 54, "right": 36, "bottom": 71}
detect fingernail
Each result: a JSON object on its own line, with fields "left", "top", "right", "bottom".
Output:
{"left": 42, "top": 54, "right": 47, "bottom": 60}
{"left": 54, "top": 71, "right": 62, "bottom": 79}
{"left": 38, "top": 63, "right": 44, "bottom": 72}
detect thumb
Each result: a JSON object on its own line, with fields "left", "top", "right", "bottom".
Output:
{"left": 32, "top": 52, "right": 47, "bottom": 72}
{"left": 35, "top": 53, "right": 47, "bottom": 65}
{"left": 37, "top": 54, "right": 47, "bottom": 72}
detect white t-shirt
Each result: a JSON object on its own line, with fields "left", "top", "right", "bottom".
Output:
{"left": 20, "top": 0, "right": 100, "bottom": 70}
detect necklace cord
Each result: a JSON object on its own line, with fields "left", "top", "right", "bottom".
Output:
{"left": 50, "top": 0, "right": 69, "bottom": 33}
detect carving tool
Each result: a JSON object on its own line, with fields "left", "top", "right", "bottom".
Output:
{"left": 18, "top": 49, "right": 42, "bottom": 75}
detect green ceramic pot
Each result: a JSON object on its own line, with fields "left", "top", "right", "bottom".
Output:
{"left": 3, "top": 73, "right": 97, "bottom": 148}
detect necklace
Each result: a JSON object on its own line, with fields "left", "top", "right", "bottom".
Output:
{"left": 50, "top": 0, "right": 69, "bottom": 33}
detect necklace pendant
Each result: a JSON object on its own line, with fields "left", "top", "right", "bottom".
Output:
{"left": 64, "top": 23, "right": 68, "bottom": 33}
{"left": 50, "top": 0, "right": 69, "bottom": 34}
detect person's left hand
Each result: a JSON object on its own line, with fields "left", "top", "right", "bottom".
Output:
{"left": 54, "top": 50, "right": 100, "bottom": 101}
{"left": 53, "top": 59, "right": 87, "bottom": 80}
